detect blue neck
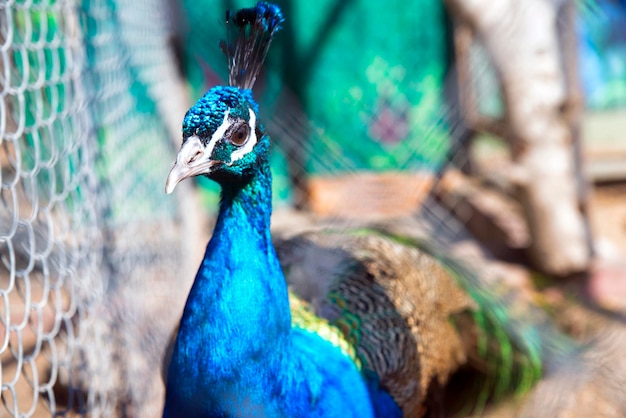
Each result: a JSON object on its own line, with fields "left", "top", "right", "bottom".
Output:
{"left": 168, "top": 155, "right": 293, "bottom": 407}
{"left": 165, "top": 147, "right": 397, "bottom": 418}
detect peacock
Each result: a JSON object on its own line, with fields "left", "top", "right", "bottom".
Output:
{"left": 162, "top": 4, "right": 402, "bottom": 416}
{"left": 162, "top": 2, "right": 553, "bottom": 417}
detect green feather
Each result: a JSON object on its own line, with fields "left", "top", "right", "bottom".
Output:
{"left": 289, "top": 291, "right": 362, "bottom": 370}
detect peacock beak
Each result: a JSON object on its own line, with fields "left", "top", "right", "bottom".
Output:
{"left": 165, "top": 136, "right": 217, "bottom": 194}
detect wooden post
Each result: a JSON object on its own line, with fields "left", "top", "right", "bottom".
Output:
{"left": 445, "top": 0, "right": 592, "bottom": 275}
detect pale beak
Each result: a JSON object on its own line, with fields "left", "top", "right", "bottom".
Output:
{"left": 165, "top": 136, "right": 216, "bottom": 194}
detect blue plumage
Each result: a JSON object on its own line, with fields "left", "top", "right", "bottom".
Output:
{"left": 182, "top": 87, "right": 258, "bottom": 139}
{"left": 163, "top": 85, "right": 397, "bottom": 416}
{"left": 163, "top": 5, "right": 402, "bottom": 414}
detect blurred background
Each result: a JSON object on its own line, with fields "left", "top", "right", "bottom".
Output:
{"left": 1, "top": 0, "right": 626, "bottom": 416}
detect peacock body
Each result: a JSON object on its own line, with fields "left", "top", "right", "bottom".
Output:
{"left": 162, "top": 2, "right": 533, "bottom": 417}
{"left": 163, "top": 80, "right": 402, "bottom": 416}
{"left": 162, "top": 4, "right": 408, "bottom": 415}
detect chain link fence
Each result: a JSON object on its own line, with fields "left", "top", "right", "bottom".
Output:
{"left": 1, "top": 0, "right": 199, "bottom": 416}
{"left": 1, "top": 0, "right": 107, "bottom": 415}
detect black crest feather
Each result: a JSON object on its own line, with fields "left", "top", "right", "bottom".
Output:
{"left": 220, "top": 2, "right": 284, "bottom": 90}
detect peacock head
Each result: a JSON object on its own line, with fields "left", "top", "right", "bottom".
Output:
{"left": 165, "top": 86, "right": 267, "bottom": 193}
{"left": 165, "top": 1, "right": 282, "bottom": 194}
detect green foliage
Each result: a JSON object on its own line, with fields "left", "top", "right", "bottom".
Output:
{"left": 179, "top": 0, "right": 452, "bottom": 204}
{"left": 577, "top": 0, "right": 626, "bottom": 109}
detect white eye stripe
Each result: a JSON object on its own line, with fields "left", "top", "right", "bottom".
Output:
{"left": 206, "top": 110, "right": 232, "bottom": 158}
{"left": 229, "top": 108, "right": 258, "bottom": 163}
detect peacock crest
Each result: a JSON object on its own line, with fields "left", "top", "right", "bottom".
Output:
{"left": 220, "top": 1, "right": 284, "bottom": 90}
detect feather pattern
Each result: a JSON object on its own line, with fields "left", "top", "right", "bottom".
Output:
{"left": 276, "top": 230, "right": 472, "bottom": 417}
{"left": 220, "top": 1, "right": 284, "bottom": 89}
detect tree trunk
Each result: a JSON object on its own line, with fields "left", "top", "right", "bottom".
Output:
{"left": 446, "top": 0, "right": 591, "bottom": 275}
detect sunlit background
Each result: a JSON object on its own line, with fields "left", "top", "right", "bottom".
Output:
{"left": 1, "top": 0, "right": 626, "bottom": 416}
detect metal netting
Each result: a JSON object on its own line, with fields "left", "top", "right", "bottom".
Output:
{"left": 1, "top": 0, "right": 199, "bottom": 416}
{"left": 1, "top": 0, "right": 108, "bottom": 415}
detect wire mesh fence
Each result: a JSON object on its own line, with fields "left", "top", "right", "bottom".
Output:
{"left": 1, "top": 0, "right": 197, "bottom": 416}
{"left": 1, "top": 0, "right": 108, "bottom": 415}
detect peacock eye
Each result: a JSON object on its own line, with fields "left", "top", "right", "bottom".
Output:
{"left": 228, "top": 123, "right": 250, "bottom": 146}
